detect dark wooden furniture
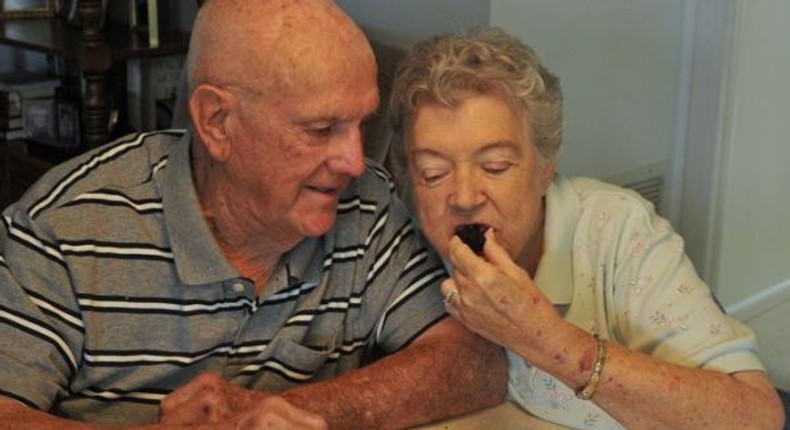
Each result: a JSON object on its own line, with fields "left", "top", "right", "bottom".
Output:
{"left": 0, "top": 0, "right": 191, "bottom": 208}
{"left": 0, "top": 141, "right": 55, "bottom": 207}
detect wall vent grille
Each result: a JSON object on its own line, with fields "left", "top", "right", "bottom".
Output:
{"left": 605, "top": 161, "right": 669, "bottom": 216}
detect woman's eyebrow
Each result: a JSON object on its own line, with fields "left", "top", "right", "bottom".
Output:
{"left": 476, "top": 141, "right": 522, "bottom": 156}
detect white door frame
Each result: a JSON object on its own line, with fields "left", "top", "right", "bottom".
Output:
{"left": 675, "top": 0, "right": 740, "bottom": 288}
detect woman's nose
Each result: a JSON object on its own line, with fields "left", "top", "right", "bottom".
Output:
{"left": 449, "top": 167, "right": 485, "bottom": 212}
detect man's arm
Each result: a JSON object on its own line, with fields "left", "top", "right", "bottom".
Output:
{"left": 0, "top": 395, "right": 327, "bottom": 430}
{"left": 156, "top": 318, "right": 506, "bottom": 429}
{"left": 280, "top": 317, "right": 507, "bottom": 429}
{"left": 0, "top": 399, "right": 143, "bottom": 430}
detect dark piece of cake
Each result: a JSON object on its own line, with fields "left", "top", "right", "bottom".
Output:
{"left": 455, "top": 224, "right": 488, "bottom": 255}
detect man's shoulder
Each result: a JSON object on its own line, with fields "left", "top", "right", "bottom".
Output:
{"left": 11, "top": 130, "right": 187, "bottom": 218}
{"left": 339, "top": 159, "right": 402, "bottom": 215}
{"left": 333, "top": 159, "right": 422, "bottom": 246}
{"left": 352, "top": 159, "right": 397, "bottom": 198}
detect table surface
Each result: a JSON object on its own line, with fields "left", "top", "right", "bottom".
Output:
{"left": 413, "top": 402, "right": 572, "bottom": 430}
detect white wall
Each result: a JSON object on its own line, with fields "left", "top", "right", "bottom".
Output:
{"left": 490, "top": 0, "right": 687, "bottom": 189}
{"left": 711, "top": 0, "right": 790, "bottom": 309}
{"left": 335, "top": 0, "right": 490, "bottom": 47}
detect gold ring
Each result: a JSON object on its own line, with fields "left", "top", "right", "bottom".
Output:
{"left": 444, "top": 289, "right": 458, "bottom": 305}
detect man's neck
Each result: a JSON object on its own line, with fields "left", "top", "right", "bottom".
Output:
{"left": 208, "top": 217, "right": 282, "bottom": 294}
{"left": 192, "top": 145, "right": 291, "bottom": 294}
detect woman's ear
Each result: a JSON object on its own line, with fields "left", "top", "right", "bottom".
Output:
{"left": 189, "top": 84, "right": 234, "bottom": 162}
{"left": 540, "top": 157, "right": 557, "bottom": 195}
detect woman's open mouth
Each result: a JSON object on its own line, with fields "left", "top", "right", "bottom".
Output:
{"left": 455, "top": 223, "right": 489, "bottom": 255}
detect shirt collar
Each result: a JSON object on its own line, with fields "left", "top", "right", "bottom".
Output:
{"left": 163, "top": 131, "right": 238, "bottom": 285}
{"left": 283, "top": 235, "right": 324, "bottom": 286}
{"left": 533, "top": 174, "right": 580, "bottom": 305}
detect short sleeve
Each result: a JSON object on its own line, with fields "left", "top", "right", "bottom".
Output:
{"left": 608, "top": 200, "right": 763, "bottom": 372}
{"left": 1, "top": 205, "right": 85, "bottom": 410}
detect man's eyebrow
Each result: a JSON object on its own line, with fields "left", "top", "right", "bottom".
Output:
{"left": 298, "top": 116, "right": 340, "bottom": 125}
{"left": 296, "top": 108, "right": 378, "bottom": 125}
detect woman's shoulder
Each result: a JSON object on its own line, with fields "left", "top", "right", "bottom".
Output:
{"left": 561, "top": 176, "right": 658, "bottom": 222}
{"left": 557, "top": 175, "right": 674, "bottom": 243}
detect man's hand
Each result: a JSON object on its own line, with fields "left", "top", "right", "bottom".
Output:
{"left": 159, "top": 373, "right": 259, "bottom": 424}
{"left": 159, "top": 373, "right": 327, "bottom": 429}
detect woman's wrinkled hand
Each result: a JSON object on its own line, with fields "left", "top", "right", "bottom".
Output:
{"left": 441, "top": 229, "right": 561, "bottom": 353}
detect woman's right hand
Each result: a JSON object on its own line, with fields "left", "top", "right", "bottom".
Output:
{"left": 441, "top": 229, "right": 565, "bottom": 359}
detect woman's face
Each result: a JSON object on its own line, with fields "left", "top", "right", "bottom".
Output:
{"left": 408, "top": 93, "right": 555, "bottom": 267}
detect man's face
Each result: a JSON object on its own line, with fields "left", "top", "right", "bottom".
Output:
{"left": 409, "top": 93, "right": 554, "bottom": 266}
{"left": 222, "top": 54, "right": 379, "bottom": 246}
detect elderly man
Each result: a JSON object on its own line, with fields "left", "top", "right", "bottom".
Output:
{"left": 0, "top": 1, "right": 506, "bottom": 428}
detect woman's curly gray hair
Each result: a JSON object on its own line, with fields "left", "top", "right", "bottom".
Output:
{"left": 389, "top": 27, "right": 563, "bottom": 160}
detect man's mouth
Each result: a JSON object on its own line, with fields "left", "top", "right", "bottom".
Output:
{"left": 306, "top": 180, "right": 349, "bottom": 196}
{"left": 308, "top": 185, "right": 337, "bottom": 194}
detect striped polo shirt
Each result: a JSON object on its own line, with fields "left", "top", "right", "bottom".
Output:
{"left": 0, "top": 130, "right": 448, "bottom": 426}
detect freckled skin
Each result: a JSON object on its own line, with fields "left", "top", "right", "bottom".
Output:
{"left": 578, "top": 348, "right": 595, "bottom": 373}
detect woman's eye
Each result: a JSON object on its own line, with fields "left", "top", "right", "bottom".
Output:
{"left": 482, "top": 163, "right": 512, "bottom": 176}
{"left": 421, "top": 170, "right": 448, "bottom": 185}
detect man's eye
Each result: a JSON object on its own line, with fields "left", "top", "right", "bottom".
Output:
{"left": 309, "top": 126, "right": 334, "bottom": 137}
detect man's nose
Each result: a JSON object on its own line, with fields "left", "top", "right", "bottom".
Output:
{"left": 327, "top": 128, "right": 366, "bottom": 177}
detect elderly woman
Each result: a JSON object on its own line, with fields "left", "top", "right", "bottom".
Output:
{"left": 388, "top": 28, "right": 785, "bottom": 429}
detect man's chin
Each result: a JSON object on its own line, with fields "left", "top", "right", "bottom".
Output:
{"left": 299, "top": 214, "right": 337, "bottom": 238}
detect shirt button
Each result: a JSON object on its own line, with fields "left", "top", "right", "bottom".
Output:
{"left": 232, "top": 282, "right": 246, "bottom": 293}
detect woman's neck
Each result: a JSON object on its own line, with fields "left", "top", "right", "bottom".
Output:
{"left": 516, "top": 203, "right": 546, "bottom": 278}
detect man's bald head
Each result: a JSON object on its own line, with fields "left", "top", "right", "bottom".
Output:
{"left": 186, "top": 0, "right": 375, "bottom": 95}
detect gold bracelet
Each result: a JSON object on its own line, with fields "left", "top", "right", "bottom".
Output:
{"left": 575, "top": 333, "right": 607, "bottom": 400}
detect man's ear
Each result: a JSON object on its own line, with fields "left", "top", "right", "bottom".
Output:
{"left": 189, "top": 84, "right": 234, "bottom": 161}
